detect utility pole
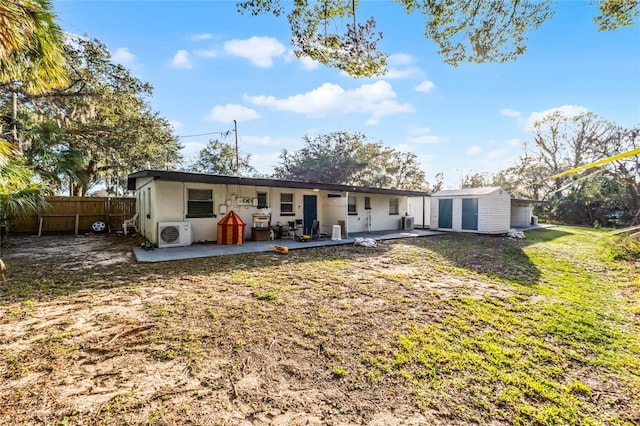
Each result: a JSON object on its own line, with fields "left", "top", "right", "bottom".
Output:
{"left": 233, "top": 119, "right": 239, "bottom": 176}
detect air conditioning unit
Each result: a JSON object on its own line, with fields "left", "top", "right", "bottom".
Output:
{"left": 401, "top": 216, "right": 415, "bottom": 230}
{"left": 158, "top": 222, "right": 192, "bottom": 248}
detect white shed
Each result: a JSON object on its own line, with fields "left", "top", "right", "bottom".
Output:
{"left": 430, "top": 187, "right": 511, "bottom": 234}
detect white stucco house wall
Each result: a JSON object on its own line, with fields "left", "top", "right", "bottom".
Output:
{"left": 127, "top": 170, "right": 430, "bottom": 246}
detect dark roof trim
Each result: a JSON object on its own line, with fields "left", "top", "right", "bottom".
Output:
{"left": 127, "top": 170, "right": 430, "bottom": 197}
{"left": 511, "top": 198, "right": 547, "bottom": 204}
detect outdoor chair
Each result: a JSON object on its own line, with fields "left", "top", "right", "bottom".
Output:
{"left": 123, "top": 213, "right": 138, "bottom": 235}
{"left": 310, "top": 220, "right": 320, "bottom": 239}
{"left": 282, "top": 221, "right": 296, "bottom": 239}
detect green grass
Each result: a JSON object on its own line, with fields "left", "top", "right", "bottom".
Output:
{"left": 362, "top": 227, "right": 640, "bottom": 425}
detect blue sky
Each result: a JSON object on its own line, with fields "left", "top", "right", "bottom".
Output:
{"left": 53, "top": 1, "right": 640, "bottom": 187}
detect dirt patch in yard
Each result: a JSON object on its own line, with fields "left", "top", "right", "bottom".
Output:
{"left": 0, "top": 231, "right": 638, "bottom": 425}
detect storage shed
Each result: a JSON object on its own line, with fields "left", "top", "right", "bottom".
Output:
{"left": 430, "top": 187, "right": 511, "bottom": 234}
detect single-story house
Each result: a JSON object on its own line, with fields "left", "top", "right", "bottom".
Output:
{"left": 126, "top": 170, "right": 430, "bottom": 247}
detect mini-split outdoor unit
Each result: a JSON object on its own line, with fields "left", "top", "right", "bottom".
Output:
{"left": 158, "top": 221, "right": 192, "bottom": 248}
{"left": 401, "top": 216, "right": 415, "bottom": 230}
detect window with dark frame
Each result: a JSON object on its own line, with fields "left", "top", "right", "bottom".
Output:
{"left": 389, "top": 198, "right": 399, "bottom": 215}
{"left": 187, "top": 188, "right": 214, "bottom": 218}
{"left": 348, "top": 195, "right": 357, "bottom": 215}
{"left": 364, "top": 196, "right": 371, "bottom": 210}
{"left": 280, "top": 193, "right": 294, "bottom": 216}
{"left": 257, "top": 192, "right": 268, "bottom": 209}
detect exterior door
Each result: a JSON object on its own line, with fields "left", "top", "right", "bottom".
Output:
{"left": 303, "top": 195, "right": 318, "bottom": 234}
{"left": 462, "top": 198, "right": 478, "bottom": 230}
{"left": 438, "top": 199, "right": 453, "bottom": 229}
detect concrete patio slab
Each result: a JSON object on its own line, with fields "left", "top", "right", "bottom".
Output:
{"left": 133, "top": 229, "right": 443, "bottom": 262}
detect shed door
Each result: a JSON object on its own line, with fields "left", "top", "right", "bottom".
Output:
{"left": 462, "top": 198, "right": 478, "bottom": 231}
{"left": 438, "top": 199, "right": 453, "bottom": 229}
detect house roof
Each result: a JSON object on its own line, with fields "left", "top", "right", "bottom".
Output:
{"left": 431, "top": 187, "right": 508, "bottom": 197}
{"left": 127, "top": 170, "right": 431, "bottom": 197}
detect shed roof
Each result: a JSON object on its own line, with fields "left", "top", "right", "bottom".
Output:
{"left": 431, "top": 187, "right": 508, "bottom": 197}
{"left": 127, "top": 170, "right": 430, "bottom": 197}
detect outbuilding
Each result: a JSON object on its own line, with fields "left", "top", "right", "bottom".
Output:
{"left": 430, "top": 187, "right": 511, "bottom": 234}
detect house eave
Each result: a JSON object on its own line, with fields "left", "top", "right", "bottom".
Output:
{"left": 127, "top": 170, "right": 430, "bottom": 197}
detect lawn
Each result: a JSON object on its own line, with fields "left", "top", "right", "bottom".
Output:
{"left": 0, "top": 226, "right": 638, "bottom": 425}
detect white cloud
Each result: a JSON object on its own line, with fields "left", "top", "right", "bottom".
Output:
{"left": 194, "top": 49, "right": 217, "bottom": 58}
{"left": 206, "top": 104, "right": 260, "bottom": 123}
{"left": 525, "top": 105, "right": 588, "bottom": 130}
{"left": 506, "top": 138, "right": 522, "bottom": 147}
{"left": 285, "top": 50, "right": 320, "bottom": 70}
{"left": 181, "top": 141, "right": 206, "bottom": 156}
{"left": 406, "top": 127, "right": 446, "bottom": 144}
{"left": 388, "top": 53, "right": 414, "bottom": 66}
{"left": 111, "top": 47, "right": 136, "bottom": 66}
{"left": 299, "top": 55, "right": 320, "bottom": 70}
{"left": 191, "top": 33, "right": 213, "bottom": 42}
{"left": 244, "top": 81, "right": 413, "bottom": 123}
{"left": 168, "top": 120, "right": 184, "bottom": 131}
{"left": 500, "top": 108, "right": 521, "bottom": 118}
{"left": 224, "top": 36, "right": 286, "bottom": 67}
{"left": 384, "top": 53, "right": 421, "bottom": 79}
{"left": 386, "top": 67, "right": 422, "bottom": 79}
{"left": 250, "top": 152, "right": 282, "bottom": 175}
{"left": 467, "top": 146, "right": 482, "bottom": 155}
{"left": 487, "top": 149, "right": 507, "bottom": 160}
{"left": 171, "top": 50, "right": 192, "bottom": 69}
{"left": 414, "top": 80, "right": 435, "bottom": 93}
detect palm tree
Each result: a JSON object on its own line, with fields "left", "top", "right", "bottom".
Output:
{"left": 0, "top": 140, "right": 50, "bottom": 254}
{"left": 1, "top": 0, "right": 68, "bottom": 147}
{"left": 0, "top": 0, "right": 68, "bottom": 92}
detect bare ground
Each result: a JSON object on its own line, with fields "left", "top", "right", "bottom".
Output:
{"left": 0, "top": 232, "right": 637, "bottom": 425}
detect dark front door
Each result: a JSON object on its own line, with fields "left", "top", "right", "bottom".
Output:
{"left": 438, "top": 199, "right": 453, "bottom": 229}
{"left": 462, "top": 198, "right": 478, "bottom": 230}
{"left": 303, "top": 195, "right": 318, "bottom": 234}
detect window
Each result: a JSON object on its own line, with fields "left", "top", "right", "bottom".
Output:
{"left": 348, "top": 195, "right": 357, "bottom": 215}
{"left": 280, "top": 193, "right": 294, "bottom": 216}
{"left": 187, "top": 188, "right": 213, "bottom": 218}
{"left": 389, "top": 198, "right": 399, "bottom": 215}
{"left": 364, "top": 196, "right": 371, "bottom": 210}
{"left": 257, "top": 192, "right": 268, "bottom": 209}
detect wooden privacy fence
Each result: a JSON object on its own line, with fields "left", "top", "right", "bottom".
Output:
{"left": 9, "top": 196, "right": 136, "bottom": 235}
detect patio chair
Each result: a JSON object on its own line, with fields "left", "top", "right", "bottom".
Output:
{"left": 310, "top": 220, "right": 320, "bottom": 239}
{"left": 281, "top": 221, "right": 296, "bottom": 239}
{"left": 294, "top": 219, "right": 304, "bottom": 237}
{"left": 123, "top": 213, "right": 138, "bottom": 235}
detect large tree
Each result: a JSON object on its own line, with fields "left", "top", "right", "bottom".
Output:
{"left": 498, "top": 112, "right": 639, "bottom": 225}
{"left": 1, "top": 38, "right": 181, "bottom": 195}
{"left": 237, "top": 0, "right": 637, "bottom": 77}
{"left": 591, "top": 125, "right": 640, "bottom": 224}
{"left": 189, "top": 139, "right": 257, "bottom": 176}
{"left": 273, "top": 131, "right": 427, "bottom": 190}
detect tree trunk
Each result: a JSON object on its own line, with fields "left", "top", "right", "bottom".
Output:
{"left": 11, "top": 91, "right": 18, "bottom": 147}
